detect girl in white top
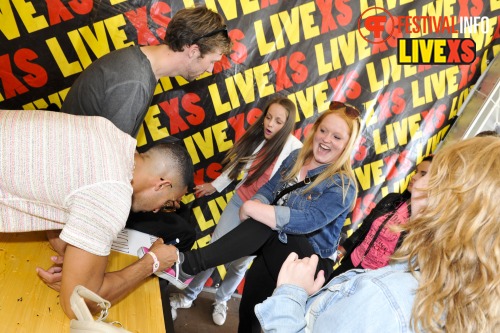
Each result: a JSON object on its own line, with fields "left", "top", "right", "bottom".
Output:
{"left": 170, "top": 97, "right": 302, "bottom": 325}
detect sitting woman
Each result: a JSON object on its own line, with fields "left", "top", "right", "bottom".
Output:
{"left": 333, "top": 155, "right": 433, "bottom": 277}
{"left": 140, "top": 101, "right": 362, "bottom": 332}
{"left": 255, "top": 136, "right": 500, "bottom": 333}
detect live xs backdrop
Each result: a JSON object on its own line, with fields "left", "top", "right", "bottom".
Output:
{"left": 1, "top": 0, "right": 499, "bottom": 291}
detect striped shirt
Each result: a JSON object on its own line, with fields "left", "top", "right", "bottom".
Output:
{"left": 0, "top": 110, "right": 136, "bottom": 256}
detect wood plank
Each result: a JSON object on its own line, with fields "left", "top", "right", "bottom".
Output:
{"left": 0, "top": 232, "right": 166, "bottom": 332}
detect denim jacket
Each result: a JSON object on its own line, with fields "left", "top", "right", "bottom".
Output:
{"left": 252, "top": 150, "right": 357, "bottom": 259}
{"left": 255, "top": 262, "right": 418, "bottom": 333}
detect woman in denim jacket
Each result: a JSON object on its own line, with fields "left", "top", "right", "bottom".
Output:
{"left": 256, "top": 136, "right": 500, "bottom": 333}
{"left": 141, "top": 101, "right": 362, "bottom": 332}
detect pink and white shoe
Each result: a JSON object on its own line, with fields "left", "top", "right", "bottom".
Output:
{"left": 137, "top": 247, "right": 193, "bottom": 290}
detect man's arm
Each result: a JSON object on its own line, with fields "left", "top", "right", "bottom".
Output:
{"left": 59, "top": 239, "right": 177, "bottom": 318}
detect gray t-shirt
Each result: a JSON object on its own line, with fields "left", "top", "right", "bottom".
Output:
{"left": 61, "top": 46, "right": 157, "bottom": 137}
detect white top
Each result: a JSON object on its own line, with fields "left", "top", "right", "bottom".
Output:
{"left": 211, "top": 134, "right": 303, "bottom": 192}
{"left": 0, "top": 110, "right": 136, "bottom": 256}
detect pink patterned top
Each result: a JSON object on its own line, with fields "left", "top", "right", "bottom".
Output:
{"left": 350, "top": 201, "right": 410, "bottom": 269}
{"left": 0, "top": 110, "right": 136, "bottom": 256}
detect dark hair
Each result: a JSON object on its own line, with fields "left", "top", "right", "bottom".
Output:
{"left": 165, "top": 5, "right": 232, "bottom": 56}
{"left": 421, "top": 155, "right": 434, "bottom": 163}
{"left": 147, "top": 143, "right": 194, "bottom": 188}
{"left": 222, "top": 97, "right": 297, "bottom": 185}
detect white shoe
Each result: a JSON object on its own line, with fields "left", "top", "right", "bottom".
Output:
{"left": 169, "top": 293, "right": 193, "bottom": 321}
{"left": 212, "top": 301, "right": 228, "bottom": 326}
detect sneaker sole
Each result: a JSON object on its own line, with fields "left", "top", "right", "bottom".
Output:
{"left": 137, "top": 247, "right": 192, "bottom": 289}
{"left": 156, "top": 270, "right": 193, "bottom": 289}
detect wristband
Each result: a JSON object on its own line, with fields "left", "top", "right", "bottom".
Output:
{"left": 147, "top": 251, "right": 160, "bottom": 273}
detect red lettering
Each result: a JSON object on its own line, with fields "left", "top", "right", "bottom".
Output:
{"left": 213, "top": 55, "right": 232, "bottom": 74}
{"left": 354, "top": 137, "right": 368, "bottom": 161}
{"left": 0, "top": 54, "right": 29, "bottom": 99}
{"left": 344, "top": 70, "right": 361, "bottom": 99}
{"left": 458, "top": 58, "right": 478, "bottom": 89}
{"left": 228, "top": 29, "right": 248, "bottom": 65}
{"left": 316, "top": 0, "right": 337, "bottom": 32}
{"left": 246, "top": 108, "right": 263, "bottom": 126}
{"left": 158, "top": 98, "right": 189, "bottom": 135}
{"left": 194, "top": 162, "right": 223, "bottom": 184}
{"left": 294, "top": 123, "right": 314, "bottom": 140}
{"left": 328, "top": 70, "right": 361, "bottom": 101}
{"left": 125, "top": 6, "right": 159, "bottom": 45}
{"left": 376, "top": 88, "right": 405, "bottom": 122}
{"left": 390, "top": 87, "right": 405, "bottom": 114}
{"left": 422, "top": 104, "right": 447, "bottom": 135}
{"left": 269, "top": 56, "right": 293, "bottom": 92}
{"left": 206, "top": 162, "right": 223, "bottom": 181}
{"left": 0, "top": 49, "right": 47, "bottom": 99}
{"left": 376, "top": 92, "right": 392, "bottom": 122}
{"left": 68, "top": 0, "right": 93, "bottom": 15}
{"left": 460, "top": 39, "right": 475, "bottom": 63}
{"left": 46, "top": 0, "right": 74, "bottom": 25}
{"left": 227, "top": 113, "right": 246, "bottom": 141}
{"left": 150, "top": 2, "right": 171, "bottom": 41}
{"left": 182, "top": 93, "right": 205, "bottom": 126}
{"left": 351, "top": 193, "right": 376, "bottom": 226}
{"left": 384, "top": 153, "right": 399, "bottom": 180}
{"left": 261, "top": 0, "right": 279, "bottom": 9}
{"left": 458, "top": 0, "right": 483, "bottom": 17}
{"left": 15, "top": 48, "right": 47, "bottom": 88}
{"left": 446, "top": 39, "right": 461, "bottom": 63}
{"left": 335, "top": 0, "right": 352, "bottom": 26}
{"left": 289, "top": 52, "right": 307, "bottom": 84}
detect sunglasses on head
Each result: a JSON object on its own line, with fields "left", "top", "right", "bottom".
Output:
{"left": 329, "top": 101, "right": 361, "bottom": 119}
{"left": 192, "top": 25, "right": 229, "bottom": 44}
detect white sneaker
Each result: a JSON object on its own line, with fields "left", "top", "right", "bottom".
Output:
{"left": 212, "top": 301, "right": 228, "bottom": 326}
{"left": 169, "top": 293, "right": 193, "bottom": 321}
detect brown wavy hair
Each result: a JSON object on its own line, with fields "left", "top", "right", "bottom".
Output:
{"left": 165, "top": 5, "right": 232, "bottom": 56}
{"left": 394, "top": 136, "right": 500, "bottom": 332}
{"left": 222, "top": 97, "right": 297, "bottom": 185}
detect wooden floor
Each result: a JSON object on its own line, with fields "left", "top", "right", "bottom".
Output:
{"left": 170, "top": 286, "right": 241, "bottom": 333}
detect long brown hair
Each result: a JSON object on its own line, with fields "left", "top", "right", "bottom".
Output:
{"left": 222, "top": 97, "right": 297, "bottom": 185}
{"left": 394, "top": 137, "right": 500, "bottom": 333}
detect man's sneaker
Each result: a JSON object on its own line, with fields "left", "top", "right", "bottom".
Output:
{"left": 169, "top": 293, "right": 193, "bottom": 321}
{"left": 137, "top": 246, "right": 194, "bottom": 290}
{"left": 212, "top": 301, "right": 228, "bottom": 326}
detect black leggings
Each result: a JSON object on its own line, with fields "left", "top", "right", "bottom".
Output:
{"left": 182, "top": 219, "right": 334, "bottom": 333}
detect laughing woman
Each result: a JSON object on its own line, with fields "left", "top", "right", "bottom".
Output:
{"left": 256, "top": 136, "right": 500, "bottom": 333}
{"left": 140, "top": 101, "right": 362, "bottom": 332}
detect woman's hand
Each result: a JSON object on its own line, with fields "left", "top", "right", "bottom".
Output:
{"left": 194, "top": 183, "right": 217, "bottom": 197}
{"left": 277, "top": 252, "right": 325, "bottom": 296}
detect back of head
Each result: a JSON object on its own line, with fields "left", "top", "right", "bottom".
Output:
{"left": 165, "top": 5, "right": 232, "bottom": 56}
{"left": 145, "top": 142, "right": 194, "bottom": 189}
{"left": 396, "top": 136, "right": 500, "bottom": 333}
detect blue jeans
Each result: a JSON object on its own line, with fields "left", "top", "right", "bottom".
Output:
{"left": 183, "top": 193, "right": 255, "bottom": 303}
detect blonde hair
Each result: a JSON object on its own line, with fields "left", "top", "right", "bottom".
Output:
{"left": 394, "top": 137, "right": 500, "bottom": 333}
{"left": 284, "top": 107, "right": 361, "bottom": 204}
